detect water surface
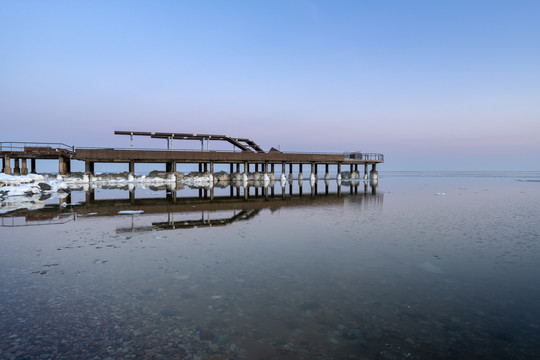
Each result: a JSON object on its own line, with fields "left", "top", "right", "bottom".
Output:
{"left": 1, "top": 172, "right": 539, "bottom": 359}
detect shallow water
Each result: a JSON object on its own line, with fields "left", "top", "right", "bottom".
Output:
{"left": 1, "top": 172, "right": 540, "bottom": 359}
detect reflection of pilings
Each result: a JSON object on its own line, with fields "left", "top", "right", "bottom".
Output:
{"left": 86, "top": 188, "right": 95, "bottom": 203}
{"left": 166, "top": 188, "right": 177, "bottom": 203}
{"left": 371, "top": 179, "right": 378, "bottom": 194}
{"left": 130, "top": 187, "right": 135, "bottom": 204}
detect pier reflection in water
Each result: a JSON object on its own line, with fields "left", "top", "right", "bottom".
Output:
{"left": 1, "top": 179, "right": 380, "bottom": 230}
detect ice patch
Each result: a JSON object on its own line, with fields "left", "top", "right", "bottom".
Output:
{"left": 418, "top": 261, "right": 444, "bottom": 274}
{"left": 118, "top": 210, "right": 144, "bottom": 215}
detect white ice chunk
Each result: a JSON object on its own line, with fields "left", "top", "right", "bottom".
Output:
{"left": 118, "top": 210, "right": 144, "bottom": 215}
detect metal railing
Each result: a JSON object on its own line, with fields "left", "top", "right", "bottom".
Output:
{"left": 0, "top": 142, "right": 75, "bottom": 155}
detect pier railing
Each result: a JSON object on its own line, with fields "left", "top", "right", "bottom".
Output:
{"left": 0, "top": 142, "right": 75, "bottom": 156}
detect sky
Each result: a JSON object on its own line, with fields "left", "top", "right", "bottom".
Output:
{"left": 1, "top": 0, "right": 539, "bottom": 171}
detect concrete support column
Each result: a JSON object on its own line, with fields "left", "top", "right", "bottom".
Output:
{"left": 66, "top": 158, "right": 71, "bottom": 174}
{"left": 21, "top": 158, "right": 28, "bottom": 175}
{"left": 58, "top": 157, "right": 67, "bottom": 175}
{"left": 14, "top": 158, "right": 21, "bottom": 175}
{"left": 282, "top": 163, "right": 286, "bottom": 176}
{"left": 370, "top": 164, "right": 378, "bottom": 180}
{"left": 3, "top": 155, "right": 12, "bottom": 174}
{"left": 85, "top": 161, "right": 95, "bottom": 175}
{"left": 31, "top": 159, "right": 36, "bottom": 174}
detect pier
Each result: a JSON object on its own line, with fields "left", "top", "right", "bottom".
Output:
{"left": 1, "top": 131, "right": 384, "bottom": 179}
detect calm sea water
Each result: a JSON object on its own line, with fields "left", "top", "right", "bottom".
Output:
{"left": 1, "top": 172, "right": 540, "bottom": 359}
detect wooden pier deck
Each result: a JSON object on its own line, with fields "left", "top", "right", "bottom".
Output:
{"left": 1, "top": 131, "right": 384, "bottom": 178}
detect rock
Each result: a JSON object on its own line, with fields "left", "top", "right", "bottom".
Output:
{"left": 38, "top": 182, "right": 52, "bottom": 191}
{"left": 214, "top": 171, "right": 230, "bottom": 182}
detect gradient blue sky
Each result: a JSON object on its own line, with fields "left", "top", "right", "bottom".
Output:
{"left": 1, "top": 0, "right": 539, "bottom": 170}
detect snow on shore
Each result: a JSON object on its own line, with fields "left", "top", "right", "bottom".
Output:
{"left": 0, "top": 172, "right": 193, "bottom": 214}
